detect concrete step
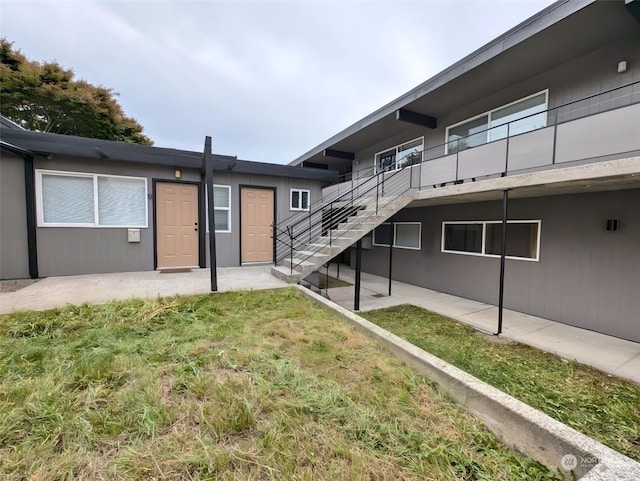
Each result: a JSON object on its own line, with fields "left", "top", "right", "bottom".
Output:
{"left": 293, "top": 250, "right": 331, "bottom": 260}
{"left": 306, "top": 244, "right": 343, "bottom": 257}
{"left": 270, "top": 265, "right": 303, "bottom": 283}
{"left": 281, "top": 258, "right": 316, "bottom": 270}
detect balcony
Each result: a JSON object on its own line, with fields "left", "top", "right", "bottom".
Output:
{"left": 324, "top": 81, "right": 640, "bottom": 198}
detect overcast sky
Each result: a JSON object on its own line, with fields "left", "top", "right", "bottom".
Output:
{"left": 2, "top": 0, "right": 555, "bottom": 164}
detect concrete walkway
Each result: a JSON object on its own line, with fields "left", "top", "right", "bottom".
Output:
{"left": 321, "top": 265, "right": 640, "bottom": 384}
{"left": 0, "top": 266, "right": 287, "bottom": 314}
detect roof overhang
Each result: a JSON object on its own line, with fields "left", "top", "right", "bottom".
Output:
{"left": 290, "top": 0, "right": 638, "bottom": 169}
{"left": 0, "top": 129, "right": 338, "bottom": 183}
{"left": 0, "top": 140, "right": 32, "bottom": 157}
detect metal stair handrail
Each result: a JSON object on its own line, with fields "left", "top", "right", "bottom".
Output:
{"left": 273, "top": 157, "right": 420, "bottom": 274}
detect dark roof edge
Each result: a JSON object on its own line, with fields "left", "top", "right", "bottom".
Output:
{"left": 289, "top": 0, "right": 592, "bottom": 166}
{"left": 1, "top": 129, "right": 337, "bottom": 183}
{"left": 0, "top": 140, "right": 33, "bottom": 156}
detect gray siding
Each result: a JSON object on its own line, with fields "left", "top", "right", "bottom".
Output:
{"left": 33, "top": 156, "right": 327, "bottom": 276}
{"left": 0, "top": 153, "right": 29, "bottom": 279}
{"left": 351, "top": 35, "right": 640, "bottom": 178}
{"left": 357, "top": 189, "right": 640, "bottom": 343}
{"left": 34, "top": 157, "right": 185, "bottom": 277}
{"left": 208, "top": 172, "right": 326, "bottom": 267}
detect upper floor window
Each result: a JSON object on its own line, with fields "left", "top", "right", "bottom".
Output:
{"left": 374, "top": 137, "right": 423, "bottom": 173}
{"left": 36, "top": 170, "right": 147, "bottom": 227}
{"left": 446, "top": 91, "right": 548, "bottom": 154}
{"left": 290, "top": 189, "right": 310, "bottom": 211}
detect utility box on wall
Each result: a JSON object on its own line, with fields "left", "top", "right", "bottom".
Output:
{"left": 127, "top": 228, "right": 141, "bottom": 243}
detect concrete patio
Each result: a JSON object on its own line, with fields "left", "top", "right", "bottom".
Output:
{"left": 0, "top": 266, "right": 287, "bottom": 314}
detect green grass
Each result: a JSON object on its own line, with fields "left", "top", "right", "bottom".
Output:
{"left": 318, "top": 273, "right": 352, "bottom": 289}
{"left": 361, "top": 304, "right": 640, "bottom": 462}
{"left": 0, "top": 288, "right": 559, "bottom": 480}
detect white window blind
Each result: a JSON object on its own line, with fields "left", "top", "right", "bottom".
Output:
{"left": 42, "top": 174, "right": 95, "bottom": 224}
{"left": 97, "top": 176, "right": 146, "bottom": 226}
{"left": 373, "top": 222, "right": 421, "bottom": 250}
{"left": 37, "top": 170, "right": 147, "bottom": 227}
{"left": 214, "top": 185, "right": 230, "bottom": 208}
{"left": 395, "top": 223, "right": 421, "bottom": 249}
{"left": 205, "top": 185, "right": 231, "bottom": 232}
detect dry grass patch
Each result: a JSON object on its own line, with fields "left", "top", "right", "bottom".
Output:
{"left": 1, "top": 289, "right": 559, "bottom": 480}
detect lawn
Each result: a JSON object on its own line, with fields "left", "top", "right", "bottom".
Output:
{"left": 362, "top": 304, "right": 640, "bottom": 462}
{"left": 0, "top": 288, "right": 559, "bottom": 480}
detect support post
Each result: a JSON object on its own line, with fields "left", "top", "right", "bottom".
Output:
{"left": 325, "top": 262, "right": 329, "bottom": 297}
{"left": 496, "top": 189, "right": 509, "bottom": 335}
{"left": 388, "top": 222, "right": 393, "bottom": 296}
{"left": 354, "top": 239, "right": 362, "bottom": 311}
{"left": 203, "top": 136, "right": 218, "bottom": 292}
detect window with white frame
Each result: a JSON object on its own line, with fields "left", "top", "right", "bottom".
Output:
{"left": 373, "top": 222, "right": 421, "bottom": 250}
{"left": 442, "top": 220, "right": 541, "bottom": 261}
{"left": 446, "top": 91, "right": 548, "bottom": 154}
{"left": 205, "top": 185, "right": 231, "bottom": 233}
{"left": 374, "top": 138, "right": 423, "bottom": 173}
{"left": 36, "top": 170, "right": 147, "bottom": 227}
{"left": 290, "top": 189, "right": 310, "bottom": 211}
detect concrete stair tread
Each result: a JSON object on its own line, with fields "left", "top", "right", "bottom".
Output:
{"left": 272, "top": 189, "right": 416, "bottom": 284}
{"left": 294, "top": 250, "right": 330, "bottom": 258}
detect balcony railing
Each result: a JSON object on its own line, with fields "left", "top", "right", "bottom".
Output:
{"left": 326, "top": 80, "right": 640, "bottom": 197}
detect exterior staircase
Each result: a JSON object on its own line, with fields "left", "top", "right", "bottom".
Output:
{"left": 271, "top": 164, "right": 417, "bottom": 283}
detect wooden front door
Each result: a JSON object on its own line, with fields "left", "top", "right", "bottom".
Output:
{"left": 156, "top": 182, "right": 199, "bottom": 268}
{"left": 241, "top": 187, "right": 274, "bottom": 263}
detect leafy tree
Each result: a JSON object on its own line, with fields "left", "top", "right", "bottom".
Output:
{"left": 0, "top": 38, "right": 152, "bottom": 145}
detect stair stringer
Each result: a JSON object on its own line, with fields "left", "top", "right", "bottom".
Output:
{"left": 271, "top": 192, "right": 416, "bottom": 282}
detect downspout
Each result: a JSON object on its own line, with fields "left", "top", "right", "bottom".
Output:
{"left": 203, "top": 136, "right": 218, "bottom": 291}
{"left": 24, "top": 154, "right": 39, "bottom": 279}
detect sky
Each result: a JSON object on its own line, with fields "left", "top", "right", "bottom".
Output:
{"left": 1, "top": 0, "right": 556, "bottom": 164}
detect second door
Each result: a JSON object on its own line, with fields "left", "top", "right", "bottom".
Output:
{"left": 241, "top": 187, "right": 274, "bottom": 263}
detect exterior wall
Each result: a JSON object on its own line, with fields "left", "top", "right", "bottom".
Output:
{"left": 34, "top": 156, "right": 185, "bottom": 277}
{"left": 33, "top": 156, "right": 328, "bottom": 276}
{"left": 208, "top": 171, "right": 326, "bottom": 267}
{"left": 357, "top": 189, "right": 640, "bottom": 343}
{"left": 0, "top": 153, "right": 29, "bottom": 279}
{"left": 350, "top": 34, "right": 640, "bottom": 178}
